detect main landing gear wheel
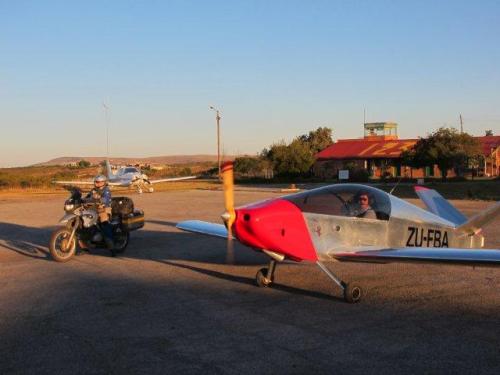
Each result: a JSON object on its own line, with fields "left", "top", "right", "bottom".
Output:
{"left": 256, "top": 268, "right": 272, "bottom": 287}
{"left": 343, "top": 283, "right": 362, "bottom": 303}
{"left": 316, "top": 261, "right": 363, "bottom": 303}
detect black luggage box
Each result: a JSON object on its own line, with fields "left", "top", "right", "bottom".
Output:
{"left": 111, "top": 197, "right": 134, "bottom": 217}
{"left": 123, "top": 209, "right": 145, "bottom": 231}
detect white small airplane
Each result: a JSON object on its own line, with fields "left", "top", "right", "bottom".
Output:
{"left": 177, "top": 162, "right": 500, "bottom": 303}
{"left": 54, "top": 160, "right": 196, "bottom": 193}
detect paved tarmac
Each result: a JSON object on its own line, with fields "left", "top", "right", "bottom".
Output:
{"left": 0, "top": 189, "right": 499, "bottom": 374}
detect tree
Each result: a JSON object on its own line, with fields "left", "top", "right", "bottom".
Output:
{"left": 260, "top": 127, "right": 333, "bottom": 177}
{"left": 485, "top": 130, "right": 493, "bottom": 136}
{"left": 234, "top": 156, "right": 263, "bottom": 177}
{"left": 262, "top": 138, "right": 315, "bottom": 176}
{"left": 401, "top": 127, "right": 482, "bottom": 179}
{"left": 298, "top": 126, "right": 333, "bottom": 154}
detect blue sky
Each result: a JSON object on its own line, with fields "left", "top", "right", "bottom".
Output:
{"left": 1, "top": 0, "right": 499, "bottom": 166}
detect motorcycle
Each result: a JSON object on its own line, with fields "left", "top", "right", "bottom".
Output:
{"left": 49, "top": 187, "right": 144, "bottom": 262}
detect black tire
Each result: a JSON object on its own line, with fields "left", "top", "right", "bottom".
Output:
{"left": 49, "top": 228, "right": 76, "bottom": 262}
{"left": 256, "top": 268, "right": 272, "bottom": 288}
{"left": 343, "top": 283, "right": 362, "bottom": 303}
{"left": 113, "top": 227, "right": 130, "bottom": 254}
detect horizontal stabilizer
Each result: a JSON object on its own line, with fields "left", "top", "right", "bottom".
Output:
{"left": 455, "top": 201, "right": 500, "bottom": 234}
{"left": 414, "top": 186, "right": 467, "bottom": 225}
{"left": 333, "top": 247, "right": 500, "bottom": 267}
{"left": 176, "top": 220, "right": 233, "bottom": 239}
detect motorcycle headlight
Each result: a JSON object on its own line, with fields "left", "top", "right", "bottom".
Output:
{"left": 64, "top": 203, "right": 75, "bottom": 212}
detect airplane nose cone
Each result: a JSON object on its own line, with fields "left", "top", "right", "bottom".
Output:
{"left": 221, "top": 211, "right": 231, "bottom": 223}
{"left": 233, "top": 199, "right": 317, "bottom": 261}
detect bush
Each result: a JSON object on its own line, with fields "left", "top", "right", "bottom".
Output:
{"left": 77, "top": 160, "right": 91, "bottom": 168}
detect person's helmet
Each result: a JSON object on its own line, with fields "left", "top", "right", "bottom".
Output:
{"left": 94, "top": 174, "right": 107, "bottom": 184}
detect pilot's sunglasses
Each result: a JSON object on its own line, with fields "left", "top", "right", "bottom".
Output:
{"left": 359, "top": 197, "right": 368, "bottom": 201}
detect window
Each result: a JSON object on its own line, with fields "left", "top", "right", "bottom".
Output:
{"left": 285, "top": 184, "right": 391, "bottom": 220}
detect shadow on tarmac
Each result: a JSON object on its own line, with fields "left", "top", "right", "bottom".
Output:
{"left": 145, "top": 219, "right": 179, "bottom": 228}
{"left": 0, "top": 220, "right": 336, "bottom": 301}
{"left": 0, "top": 222, "right": 52, "bottom": 260}
{"left": 1, "top": 222, "right": 500, "bottom": 374}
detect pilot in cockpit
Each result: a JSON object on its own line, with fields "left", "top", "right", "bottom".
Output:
{"left": 351, "top": 191, "right": 377, "bottom": 219}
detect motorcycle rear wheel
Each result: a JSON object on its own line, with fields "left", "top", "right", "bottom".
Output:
{"left": 113, "top": 227, "right": 130, "bottom": 254}
{"left": 49, "top": 228, "right": 76, "bottom": 262}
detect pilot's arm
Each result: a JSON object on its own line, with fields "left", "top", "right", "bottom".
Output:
{"left": 357, "top": 207, "right": 377, "bottom": 219}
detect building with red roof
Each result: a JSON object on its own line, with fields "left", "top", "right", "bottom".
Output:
{"left": 314, "top": 123, "right": 499, "bottom": 179}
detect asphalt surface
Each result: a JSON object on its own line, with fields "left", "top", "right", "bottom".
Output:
{"left": 0, "top": 189, "right": 499, "bottom": 374}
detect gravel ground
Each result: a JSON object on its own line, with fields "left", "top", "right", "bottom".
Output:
{"left": 0, "top": 189, "right": 499, "bottom": 374}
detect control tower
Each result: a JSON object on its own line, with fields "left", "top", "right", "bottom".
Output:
{"left": 364, "top": 122, "right": 398, "bottom": 140}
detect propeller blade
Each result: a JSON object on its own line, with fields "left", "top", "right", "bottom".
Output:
{"left": 221, "top": 161, "right": 236, "bottom": 264}
{"left": 222, "top": 161, "right": 236, "bottom": 229}
{"left": 226, "top": 228, "right": 235, "bottom": 264}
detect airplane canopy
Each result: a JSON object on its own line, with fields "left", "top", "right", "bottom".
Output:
{"left": 284, "top": 184, "right": 391, "bottom": 220}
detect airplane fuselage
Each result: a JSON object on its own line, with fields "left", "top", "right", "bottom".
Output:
{"left": 230, "top": 184, "right": 485, "bottom": 263}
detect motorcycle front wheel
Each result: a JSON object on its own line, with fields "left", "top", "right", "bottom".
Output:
{"left": 49, "top": 228, "right": 76, "bottom": 262}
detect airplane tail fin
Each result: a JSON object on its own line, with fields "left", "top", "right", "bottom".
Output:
{"left": 455, "top": 201, "right": 500, "bottom": 235}
{"left": 414, "top": 186, "right": 467, "bottom": 225}
{"left": 105, "top": 159, "right": 114, "bottom": 179}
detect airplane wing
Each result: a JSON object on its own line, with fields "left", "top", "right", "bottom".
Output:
{"left": 53, "top": 180, "right": 94, "bottom": 185}
{"left": 176, "top": 220, "right": 234, "bottom": 239}
{"left": 107, "top": 181, "right": 127, "bottom": 186}
{"left": 332, "top": 247, "right": 500, "bottom": 266}
{"left": 149, "top": 176, "right": 197, "bottom": 184}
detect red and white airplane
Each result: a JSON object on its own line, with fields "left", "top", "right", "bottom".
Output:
{"left": 177, "top": 162, "right": 500, "bottom": 303}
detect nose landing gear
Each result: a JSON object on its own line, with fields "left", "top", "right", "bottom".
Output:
{"left": 255, "top": 259, "right": 277, "bottom": 287}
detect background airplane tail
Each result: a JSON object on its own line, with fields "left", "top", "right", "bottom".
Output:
{"left": 414, "top": 186, "right": 467, "bottom": 225}
{"left": 105, "top": 159, "right": 114, "bottom": 179}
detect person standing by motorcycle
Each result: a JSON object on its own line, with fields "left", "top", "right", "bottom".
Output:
{"left": 85, "top": 175, "right": 115, "bottom": 253}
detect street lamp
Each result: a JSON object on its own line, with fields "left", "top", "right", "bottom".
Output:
{"left": 210, "top": 106, "right": 222, "bottom": 178}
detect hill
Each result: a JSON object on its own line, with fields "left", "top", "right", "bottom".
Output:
{"left": 36, "top": 154, "right": 237, "bottom": 166}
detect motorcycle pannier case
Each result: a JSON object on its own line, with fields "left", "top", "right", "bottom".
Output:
{"left": 111, "top": 197, "right": 134, "bottom": 217}
{"left": 123, "top": 209, "right": 145, "bottom": 231}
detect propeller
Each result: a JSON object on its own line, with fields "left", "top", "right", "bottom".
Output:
{"left": 221, "top": 161, "right": 236, "bottom": 264}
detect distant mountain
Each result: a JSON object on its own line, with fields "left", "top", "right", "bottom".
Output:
{"left": 35, "top": 155, "right": 237, "bottom": 166}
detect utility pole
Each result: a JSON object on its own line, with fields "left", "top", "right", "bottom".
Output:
{"left": 459, "top": 114, "right": 463, "bottom": 133}
{"left": 103, "top": 102, "right": 110, "bottom": 158}
{"left": 210, "top": 106, "right": 222, "bottom": 178}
